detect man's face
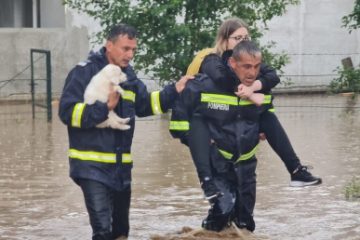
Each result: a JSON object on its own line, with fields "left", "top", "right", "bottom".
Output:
{"left": 106, "top": 34, "right": 137, "bottom": 68}
{"left": 229, "top": 53, "right": 261, "bottom": 86}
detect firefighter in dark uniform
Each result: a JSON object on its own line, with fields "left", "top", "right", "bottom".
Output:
{"left": 58, "top": 24, "right": 192, "bottom": 240}
{"left": 171, "top": 41, "right": 271, "bottom": 232}
{"left": 183, "top": 17, "right": 322, "bottom": 189}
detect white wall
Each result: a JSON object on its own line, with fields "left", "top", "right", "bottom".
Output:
{"left": 71, "top": 0, "right": 359, "bottom": 90}
{"left": 2, "top": 0, "right": 359, "bottom": 99}
{"left": 40, "top": 0, "right": 65, "bottom": 28}
{"left": 0, "top": 6, "right": 90, "bottom": 99}
{"left": 66, "top": 7, "right": 103, "bottom": 50}
{"left": 260, "top": 0, "right": 360, "bottom": 89}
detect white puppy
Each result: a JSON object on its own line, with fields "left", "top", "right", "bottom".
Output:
{"left": 84, "top": 64, "right": 130, "bottom": 130}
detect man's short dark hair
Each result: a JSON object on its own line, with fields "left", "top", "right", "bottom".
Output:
{"left": 231, "top": 41, "right": 261, "bottom": 61}
{"left": 107, "top": 24, "right": 138, "bottom": 42}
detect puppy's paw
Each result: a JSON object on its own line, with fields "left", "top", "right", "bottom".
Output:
{"left": 119, "top": 72, "right": 127, "bottom": 83}
{"left": 119, "top": 124, "right": 131, "bottom": 130}
{"left": 121, "top": 117, "right": 131, "bottom": 124}
{"left": 114, "top": 86, "right": 124, "bottom": 95}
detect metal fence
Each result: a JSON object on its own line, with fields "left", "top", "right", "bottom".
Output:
{"left": 0, "top": 49, "right": 52, "bottom": 121}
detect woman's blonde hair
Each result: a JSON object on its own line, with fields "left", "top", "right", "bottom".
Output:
{"left": 214, "top": 17, "right": 249, "bottom": 56}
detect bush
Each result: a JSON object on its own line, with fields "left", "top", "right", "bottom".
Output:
{"left": 344, "top": 177, "right": 360, "bottom": 201}
{"left": 330, "top": 66, "right": 360, "bottom": 94}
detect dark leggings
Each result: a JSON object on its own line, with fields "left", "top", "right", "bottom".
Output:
{"left": 188, "top": 111, "right": 301, "bottom": 181}
{"left": 188, "top": 115, "right": 212, "bottom": 181}
{"left": 259, "top": 111, "right": 300, "bottom": 173}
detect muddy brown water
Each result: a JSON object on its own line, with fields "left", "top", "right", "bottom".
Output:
{"left": 0, "top": 95, "right": 359, "bottom": 240}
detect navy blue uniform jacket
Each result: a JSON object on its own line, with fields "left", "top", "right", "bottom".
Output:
{"left": 59, "top": 47, "right": 178, "bottom": 191}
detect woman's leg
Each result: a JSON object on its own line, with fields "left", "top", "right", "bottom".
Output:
{"left": 259, "top": 111, "right": 322, "bottom": 186}
{"left": 259, "top": 111, "right": 300, "bottom": 173}
{"left": 189, "top": 115, "right": 221, "bottom": 199}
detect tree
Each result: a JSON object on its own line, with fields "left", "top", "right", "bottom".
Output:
{"left": 332, "top": 0, "right": 360, "bottom": 95}
{"left": 64, "top": 0, "right": 299, "bottom": 85}
{"left": 342, "top": 0, "right": 360, "bottom": 32}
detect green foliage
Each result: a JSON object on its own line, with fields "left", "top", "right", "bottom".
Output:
{"left": 260, "top": 41, "right": 290, "bottom": 75}
{"left": 344, "top": 177, "right": 360, "bottom": 201}
{"left": 336, "top": 1, "right": 360, "bottom": 93}
{"left": 330, "top": 66, "right": 360, "bottom": 94}
{"left": 64, "top": 0, "right": 299, "bottom": 84}
{"left": 259, "top": 41, "right": 293, "bottom": 87}
{"left": 342, "top": 0, "right": 360, "bottom": 32}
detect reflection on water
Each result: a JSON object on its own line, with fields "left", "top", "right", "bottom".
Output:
{"left": 0, "top": 95, "right": 359, "bottom": 240}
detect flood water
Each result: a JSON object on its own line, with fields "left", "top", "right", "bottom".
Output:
{"left": 0, "top": 94, "right": 359, "bottom": 240}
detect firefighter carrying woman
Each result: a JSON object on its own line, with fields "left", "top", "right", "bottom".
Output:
{"left": 171, "top": 39, "right": 265, "bottom": 232}
{"left": 169, "top": 18, "right": 321, "bottom": 233}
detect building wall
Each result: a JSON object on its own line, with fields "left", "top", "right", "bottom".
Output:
{"left": 40, "top": 0, "right": 65, "bottom": 28}
{"left": 1, "top": 0, "right": 359, "bottom": 99}
{"left": 71, "top": 0, "right": 359, "bottom": 91}
{"left": 0, "top": 2, "right": 89, "bottom": 99}
{"left": 260, "top": 0, "right": 360, "bottom": 89}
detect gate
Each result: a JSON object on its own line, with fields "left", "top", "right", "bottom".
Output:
{"left": 30, "top": 49, "right": 52, "bottom": 121}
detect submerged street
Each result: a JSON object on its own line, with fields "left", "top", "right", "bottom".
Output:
{"left": 0, "top": 94, "right": 359, "bottom": 240}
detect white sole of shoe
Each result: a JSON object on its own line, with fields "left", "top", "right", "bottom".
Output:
{"left": 289, "top": 180, "right": 321, "bottom": 187}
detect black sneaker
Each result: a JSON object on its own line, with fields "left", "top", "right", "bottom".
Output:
{"left": 290, "top": 165, "right": 322, "bottom": 187}
{"left": 201, "top": 178, "right": 222, "bottom": 201}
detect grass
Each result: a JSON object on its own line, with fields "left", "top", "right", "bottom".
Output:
{"left": 344, "top": 177, "right": 360, "bottom": 201}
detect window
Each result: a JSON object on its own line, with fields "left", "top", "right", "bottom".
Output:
{"left": 0, "top": 0, "right": 65, "bottom": 28}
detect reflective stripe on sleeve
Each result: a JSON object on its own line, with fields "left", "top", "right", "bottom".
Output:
{"left": 122, "top": 90, "right": 136, "bottom": 102}
{"left": 263, "top": 95, "right": 272, "bottom": 104}
{"left": 151, "top": 91, "right": 163, "bottom": 115}
{"left": 71, "top": 103, "right": 86, "bottom": 128}
{"left": 122, "top": 153, "right": 132, "bottom": 164}
{"left": 69, "top": 149, "right": 116, "bottom": 163}
{"left": 169, "top": 121, "right": 190, "bottom": 131}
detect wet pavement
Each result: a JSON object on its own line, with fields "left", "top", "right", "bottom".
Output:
{"left": 0, "top": 94, "right": 359, "bottom": 240}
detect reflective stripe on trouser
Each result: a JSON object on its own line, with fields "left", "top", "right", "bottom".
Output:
{"left": 218, "top": 144, "right": 258, "bottom": 163}
{"left": 69, "top": 149, "right": 132, "bottom": 164}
